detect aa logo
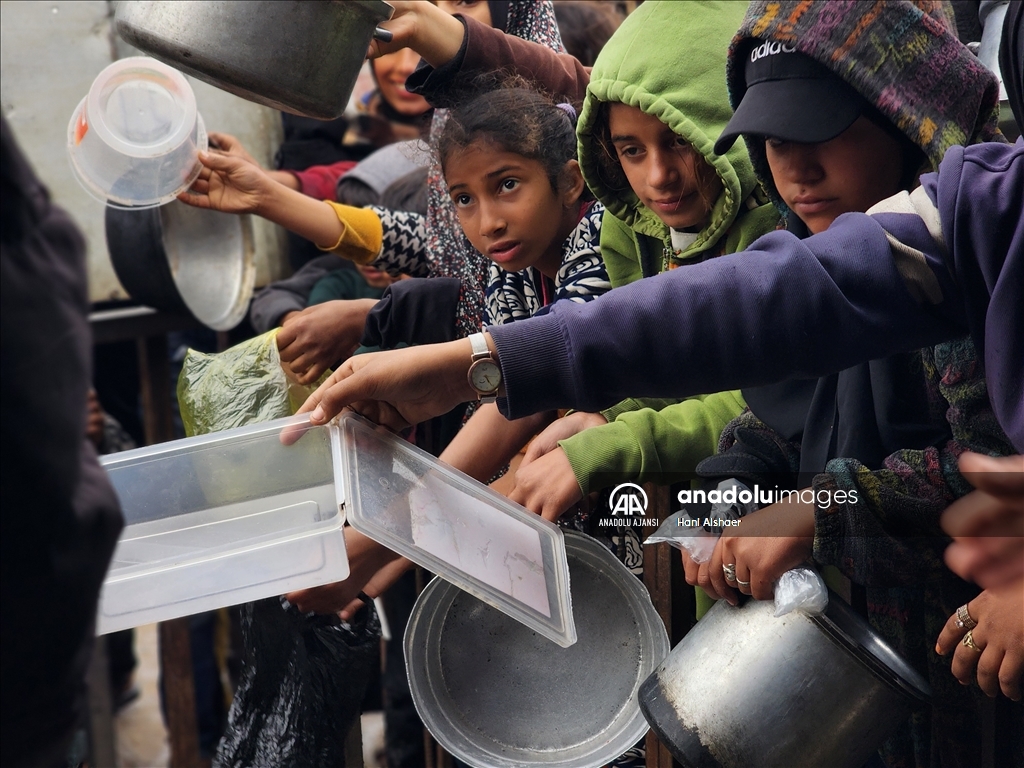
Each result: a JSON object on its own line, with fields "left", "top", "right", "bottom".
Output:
{"left": 609, "top": 483, "right": 648, "bottom": 516}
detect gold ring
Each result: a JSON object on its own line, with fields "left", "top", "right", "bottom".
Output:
{"left": 962, "top": 630, "right": 982, "bottom": 652}
{"left": 955, "top": 604, "right": 977, "bottom": 631}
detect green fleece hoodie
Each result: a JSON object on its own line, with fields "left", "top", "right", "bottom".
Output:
{"left": 559, "top": 0, "right": 778, "bottom": 493}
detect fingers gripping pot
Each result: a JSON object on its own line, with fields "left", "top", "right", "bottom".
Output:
{"left": 638, "top": 594, "right": 930, "bottom": 768}
{"left": 114, "top": 1, "right": 395, "bottom": 120}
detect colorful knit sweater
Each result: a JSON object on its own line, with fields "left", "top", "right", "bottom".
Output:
{"left": 711, "top": 3, "right": 1011, "bottom": 766}
{"left": 726, "top": 0, "right": 1003, "bottom": 215}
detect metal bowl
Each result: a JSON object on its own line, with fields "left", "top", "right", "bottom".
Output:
{"left": 405, "top": 530, "right": 670, "bottom": 768}
{"left": 105, "top": 201, "right": 255, "bottom": 330}
{"left": 114, "top": 0, "right": 394, "bottom": 120}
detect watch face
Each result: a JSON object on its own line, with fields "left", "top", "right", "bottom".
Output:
{"left": 469, "top": 359, "right": 501, "bottom": 394}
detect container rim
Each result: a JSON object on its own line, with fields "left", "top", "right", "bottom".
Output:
{"left": 813, "top": 593, "right": 932, "bottom": 703}
{"left": 86, "top": 56, "right": 196, "bottom": 159}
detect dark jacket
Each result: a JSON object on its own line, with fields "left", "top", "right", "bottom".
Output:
{"left": 1, "top": 115, "right": 122, "bottom": 767}
{"left": 488, "top": 139, "right": 1024, "bottom": 453}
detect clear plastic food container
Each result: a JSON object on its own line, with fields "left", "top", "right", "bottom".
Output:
{"left": 97, "top": 414, "right": 347, "bottom": 635}
{"left": 332, "top": 412, "right": 576, "bottom": 647}
{"left": 68, "top": 56, "right": 207, "bottom": 209}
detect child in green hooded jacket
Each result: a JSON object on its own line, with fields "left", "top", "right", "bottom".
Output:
{"left": 507, "top": 2, "right": 779, "bottom": 550}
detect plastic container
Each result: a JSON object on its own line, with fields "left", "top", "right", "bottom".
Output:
{"left": 97, "top": 414, "right": 348, "bottom": 635}
{"left": 333, "top": 412, "right": 577, "bottom": 647}
{"left": 68, "top": 56, "right": 207, "bottom": 209}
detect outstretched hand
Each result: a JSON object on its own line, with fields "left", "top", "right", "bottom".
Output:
{"left": 510, "top": 447, "right": 584, "bottom": 522}
{"left": 285, "top": 338, "right": 477, "bottom": 439}
{"left": 277, "top": 299, "right": 378, "bottom": 385}
{"left": 520, "top": 411, "right": 608, "bottom": 465}
{"left": 178, "top": 147, "right": 273, "bottom": 215}
{"left": 935, "top": 578, "right": 1023, "bottom": 700}
{"left": 367, "top": 1, "right": 466, "bottom": 66}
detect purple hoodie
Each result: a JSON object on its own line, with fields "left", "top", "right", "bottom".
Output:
{"left": 489, "top": 139, "right": 1023, "bottom": 451}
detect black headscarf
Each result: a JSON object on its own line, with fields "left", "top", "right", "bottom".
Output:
{"left": 488, "top": 1, "right": 510, "bottom": 31}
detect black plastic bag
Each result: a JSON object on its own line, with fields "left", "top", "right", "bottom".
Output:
{"left": 214, "top": 597, "right": 381, "bottom": 768}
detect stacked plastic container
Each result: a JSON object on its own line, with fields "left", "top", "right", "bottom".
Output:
{"left": 97, "top": 413, "right": 575, "bottom": 647}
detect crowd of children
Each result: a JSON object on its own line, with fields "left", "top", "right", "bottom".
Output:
{"left": 178, "top": 1, "right": 1022, "bottom": 765}
{"left": 3, "top": 1, "right": 1020, "bottom": 767}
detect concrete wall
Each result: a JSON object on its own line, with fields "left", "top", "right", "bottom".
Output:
{"left": 0, "top": 0, "right": 289, "bottom": 305}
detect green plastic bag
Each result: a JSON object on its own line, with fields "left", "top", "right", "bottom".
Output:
{"left": 177, "top": 329, "right": 326, "bottom": 438}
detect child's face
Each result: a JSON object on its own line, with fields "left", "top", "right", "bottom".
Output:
{"left": 436, "top": 0, "right": 493, "bottom": 27}
{"left": 372, "top": 48, "right": 431, "bottom": 117}
{"left": 607, "top": 103, "right": 722, "bottom": 231}
{"left": 446, "top": 142, "right": 578, "bottom": 276}
{"left": 765, "top": 116, "right": 906, "bottom": 234}
{"left": 356, "top": 263, "right": 395, "bottom": 289}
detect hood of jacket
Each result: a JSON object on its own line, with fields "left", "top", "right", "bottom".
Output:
{"left": 577, "top": 0, "right": 763, "bottom": 256}
{"left": 727, "top": 0, "right": 1003, "bottom": 213}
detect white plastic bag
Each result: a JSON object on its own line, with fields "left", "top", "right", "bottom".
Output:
{"left": 773, "top": 566, "right": 829, "bottom": 617}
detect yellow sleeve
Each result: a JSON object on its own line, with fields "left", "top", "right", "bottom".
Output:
{"left": 320, "top": 202, "right": 383, "bottom": 265}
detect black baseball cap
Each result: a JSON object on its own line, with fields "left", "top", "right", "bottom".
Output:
{"left": 715, "top": 40, "right": 868, "bottom": 155}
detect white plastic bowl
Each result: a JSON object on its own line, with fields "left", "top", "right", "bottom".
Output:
{"left": 68, "top": 56, "right": 207, "bottom": 209}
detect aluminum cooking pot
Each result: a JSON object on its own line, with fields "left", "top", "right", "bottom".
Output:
{"left": 638, "top": 594, "right": 930, "bottom": 768}
{"left": 105, "top": 201, "right": 255, "bottom": 331}
{"left": 114, "top": 1, "right": 394, "bottom": 120}
{"left": 405, "top": 531, "right": 670, "bottom": 768}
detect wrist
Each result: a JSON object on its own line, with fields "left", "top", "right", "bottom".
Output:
{"left": 411, "top": 3, "right": 466, "bottom": 67}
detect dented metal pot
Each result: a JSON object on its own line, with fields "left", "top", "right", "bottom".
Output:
{"left": 114, "top": 1, "right": 394, "bottom": 119}
{"left": 638, "top": 594, "right": 930, "bottom": 768}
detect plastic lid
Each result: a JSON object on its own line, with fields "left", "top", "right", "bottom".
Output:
{"left": 332, "top": 412, "right": 577, "bottom": 647}
{"left": 89, "top": 57, "right": 197, "bottom": 158}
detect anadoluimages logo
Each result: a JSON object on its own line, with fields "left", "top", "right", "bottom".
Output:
{"left": 609, "top": 483, "right": 648, "bottom": 516}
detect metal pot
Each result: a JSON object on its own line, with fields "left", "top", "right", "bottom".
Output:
{"left": 114, "top": 1, "right": 394, "bottom": 120}
{"left": 405, "top": 531, "right": 670, "bottom": 768}
{"left": 105, "top": 202, "right": 255, "bottom": 330}
{"left": 638, "top": 594, "right": 931, "bottom": 768}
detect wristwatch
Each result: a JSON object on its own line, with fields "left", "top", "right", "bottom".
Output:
{"left": 467, "top": 332, "right": 501, "bottom": 403}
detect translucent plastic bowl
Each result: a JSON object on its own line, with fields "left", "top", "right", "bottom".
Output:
{"left": 68, "top": 56, "right": 207, "bottom": 209}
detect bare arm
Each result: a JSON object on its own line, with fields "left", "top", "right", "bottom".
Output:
{"left": 439, "top": 402, "right": 554, "bottom": 483}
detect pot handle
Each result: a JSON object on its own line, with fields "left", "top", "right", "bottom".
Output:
{"left": 373, "top": 26, "right": 394, "bottom": 43}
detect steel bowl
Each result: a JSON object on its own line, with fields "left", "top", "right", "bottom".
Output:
{"left": 114, "top": 1, "right": 394, "bottom": 120}
{"left": 105, "top": 201, "right": 255, "bottom": 330}
{"left": 405, "top": 530, "right": 670, "bottom": 768}
{"left": 638, "top": 594, "right": 931, "bottom": 768}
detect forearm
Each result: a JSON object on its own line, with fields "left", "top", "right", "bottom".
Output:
{"left": 561, "top": 392, "right": 746, "bottom": 492}
{"left": 489, "top": 218, "right": 966, "bottom": 419}
{"left": 439, "top": 402, "right": 552, "bottom": 482}
{"left": 255, "top": 181, "right": 344, "bottom": 249}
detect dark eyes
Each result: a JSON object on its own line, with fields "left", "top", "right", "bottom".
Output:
{"left": 500, "top": 178, "right": 519, "bottom": 192}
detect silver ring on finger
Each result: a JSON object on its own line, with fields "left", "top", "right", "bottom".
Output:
{"left": 955, "top": 603, "right": 978, "bottom": 631}
{"left": 723, "top": 563, "right": 737, "bottom": 582}
{"left": 735, "top": 578, "right": 751, "bottom": 587}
